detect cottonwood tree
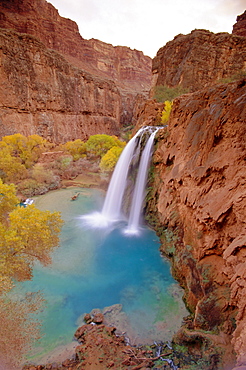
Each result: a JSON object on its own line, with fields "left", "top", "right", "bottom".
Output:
{"left": 100, "top": 146, "right": 124, "bottom": 172}
{"left": 0, "top": 179, "right": 63, "bottom": 367}
{"left": 86, "top": 134, "right": 125, "bottom": 158}
{"left": 161, "top": 100, "right": 173, "bottom": 124}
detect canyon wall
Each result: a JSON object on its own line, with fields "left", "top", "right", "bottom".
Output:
{"left": 0, "top": 28, "right": 121, "bottom": 142}
{"left": 143, "top": 78, "right": 246, "bottom": 369}
{"left": 0, "top": 0, "right": 152, "bottom": 140}
{"left": 151, "top": 29, "right": 246, "bottom": 94}
{"left": 233, "top": 10, "right": 246, "bottom": 37}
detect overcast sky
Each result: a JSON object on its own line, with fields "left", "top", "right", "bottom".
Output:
{"left": 48, "top": 0, "right": 245, "bottom": 58}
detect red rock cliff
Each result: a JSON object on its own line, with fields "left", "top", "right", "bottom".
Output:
{"left": 232, "top": 10, "right": 246, "bottom": 37}
{"left": 0, "top": 29, "right": 121, "bottom": 142}
{"left": 144, "top": 79, "right": 246, "bottom": 368}
{"left": 152, "top": 29, "right": 246, "bottom": 93}
{"left": 0, "top": 0, "right": 152, "bottom": 133}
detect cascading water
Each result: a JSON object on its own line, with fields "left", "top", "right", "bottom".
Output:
{"left": 101, "top": 128, "right": 145, "bottom": 220}
{"left": 124, "top": 128, "right": 158, "bottom": 235}
{"left": 82, "top": 126, "right": 160, "bottom": 233}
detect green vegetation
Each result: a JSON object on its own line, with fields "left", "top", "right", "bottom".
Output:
{"left": 0, "top": 130, "right": 155, "bottom": 367}
{"left": 153, "top": 84, "right": 189, "bottom": 103}
{"left": 218, "top": 70, "right": 246, "bottom": 84}
{"left": 86, "top": 134, "right": 125, "bottom": 158}
{"left": 0, "top": 133, "right": 126, "bottom": 196}
{"left": 153, "top": 85, "right": 189, "bottom": 126}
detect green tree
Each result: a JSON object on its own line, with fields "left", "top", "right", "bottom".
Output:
{"left": 86, "top": 134, "right": 125, "bottom": 158}
{"left": 100, "top": 146, "right": 124, "bottom": 172}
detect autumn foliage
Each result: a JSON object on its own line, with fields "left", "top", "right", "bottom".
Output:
{"left": 161, "top": 100, "right": 173, "bottom": 124}
{"left": 0, "top": 179, "right": 63, "bottom": 368}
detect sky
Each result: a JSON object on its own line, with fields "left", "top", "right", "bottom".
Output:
{"left": 48, "top": 0, "right": 245, "bottom": 58}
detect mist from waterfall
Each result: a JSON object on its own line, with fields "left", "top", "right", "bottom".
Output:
{"left": 82, "top": 126, "right": 160, "bottom": 233}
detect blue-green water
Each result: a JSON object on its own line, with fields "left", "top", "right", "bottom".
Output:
{"left": 15, "top": 188, "right": 187, "bottom": 362}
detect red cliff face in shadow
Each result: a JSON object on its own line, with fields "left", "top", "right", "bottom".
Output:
{"left": 144, "top": 78, "right": 246, "bottom": 369}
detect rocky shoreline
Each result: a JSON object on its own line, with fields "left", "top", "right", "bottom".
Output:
{"left": 22, "top": 310, "right": 204, "bottom": 370}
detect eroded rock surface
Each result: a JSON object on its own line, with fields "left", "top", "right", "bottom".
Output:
{"left": 0, "top": 0, "right": 152, "bottom": 138}
{"left": 0, "top": 28, "right": 121, "bottom": 142}
{"left": 145, "top": 79, "right": 246, "bottom": 368}
{"left": 152, "top": 29, "right": 246, "bottom": 93}
{"left": 232, "top": 10, "right": 246, "bottom": 38}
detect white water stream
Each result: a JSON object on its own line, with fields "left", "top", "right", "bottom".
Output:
{"left": 101, "top": 128, "right": 144, "bottom": 220}
{"left": 125, "top": 128, "right": 158, "bottom": 234}
{"left": 82, "top": 126, "right": 160, "bottom": 233}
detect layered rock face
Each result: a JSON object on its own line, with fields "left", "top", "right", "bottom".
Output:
{"left": 0, "top": 29, "right": 121, "bottom": 142}
{"left": 233, "top": 10, "right": 246, "bottom": 37}
{"left": 0, "top": 0, "right": 152, "bottom": 138}
{"left": 152, "top": 29, "right": 246, "bottom": 93}
{"left": 144, "top": 79, "right": 246, "bottom": 368}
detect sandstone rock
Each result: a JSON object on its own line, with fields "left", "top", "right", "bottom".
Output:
{"left": 144, "top": 79, "right": 246, "bottom": 368}
{"left": 0, "top": 0, "right": 152, "bottom": 130}
{"left": 83, "top": 313, "right": 92, "bottom": 324}
{"left": 151, "top": 29, "right": 246, "bottom": 93}
{"left": 92, "top": 312, "right": 104, "bottom": 324}
{"left": 0, "top": 28, "right": 121, "bottom": 142}
{"left": 232, "top": 10, "right": 246, "bottom": 38}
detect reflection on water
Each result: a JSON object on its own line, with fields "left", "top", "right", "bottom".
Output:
{"left": 15, "top": 188, "right": 188, "bottom": 362}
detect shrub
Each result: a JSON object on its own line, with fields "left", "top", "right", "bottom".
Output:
{"left": 86, "top": 134, "right": 125, "bottom": 158}
{"left": 153, "top": 85, "right": 189, "bottom": 102}
{"left": 161, "top": 100, "right": 173, "bottom": 124}
{"left": 218, "top": 70, "right": 246, "bottom": 84}
{"left": 18, "top": 171, "right": 60, "bottom": 197}
{"left": 62, "top": 139, "right": 86, "bottom": 161}
{"left": 100, "top": 146, "right": 124, "bottom": 172}
{"left": 1, "top": 133, "right": 50, "bottom": 168}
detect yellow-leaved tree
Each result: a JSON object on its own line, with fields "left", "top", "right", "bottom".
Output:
{"left": 0, "top": 179, "right": 63, "bottom": 368}
{"left": 62, "top": 139, "right": 87, "bottom": 161}
{"left": 86, "top": 134, "right": 125, "bottom": 158}
{"left": 161, "top": 100, "right": 173, "bottom": 124}
{"left": 100, "top": 146, "right": 124, "bottom": 172}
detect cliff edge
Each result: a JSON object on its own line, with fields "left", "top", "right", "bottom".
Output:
{"left": 145, "top": 78, "right": 246, "bottom": 369}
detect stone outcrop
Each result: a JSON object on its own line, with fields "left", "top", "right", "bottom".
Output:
{"left": 232, "top": 10, "right": 246, "bottom": 37}
{"left": 151, "top": 29, "right": 246, "bottom": 93}
{"left": 144, "top": 79, "right": 246, "bottom": 369}
{"left": 0, "top": 0, "right": 152, "bottom": 137}
{"left": 0, "top": 28, "right": 121, "bottom": 142}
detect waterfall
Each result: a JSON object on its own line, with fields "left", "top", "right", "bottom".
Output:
{"left": 82, "top": 126, "right": 159, "bottom": 233}
{"left": 124, "top": 128, "right": 158, "bottom": 235}
{"left": 101, "top": 128, "right": 144, "bottom": 221}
